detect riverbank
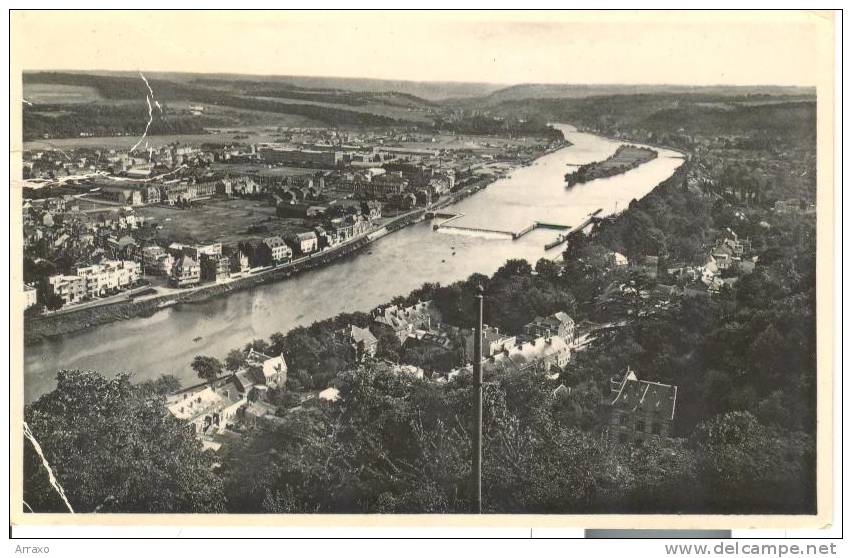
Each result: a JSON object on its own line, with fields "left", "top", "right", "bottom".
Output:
{"left": 24, "top": 210, "right": 425, "bottom": 345}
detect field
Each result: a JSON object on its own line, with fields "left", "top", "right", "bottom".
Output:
{"left": 23, "top": 83, "right": 103, "bottom": 104}
{"left": 22, "top": 126, "right": 296, "bottom": 151}
{"left": 252, "top": 96, "right": 433, "bottom": 124}
{"left": 209, "top": 163, "right": 317, "bottom": 178}
{"left": 137, "top": 198, "right": 308, "bottom": 245}
{"left": 391, "top": 133, "right": 547, "bottom": 153}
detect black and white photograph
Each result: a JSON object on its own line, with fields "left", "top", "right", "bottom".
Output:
{"left": 9, "top": 9, "right": 837, "bottom": 531}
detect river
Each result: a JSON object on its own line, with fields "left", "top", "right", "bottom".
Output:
{"left": 23, "top": 124, "right": 685, "bottom": 402}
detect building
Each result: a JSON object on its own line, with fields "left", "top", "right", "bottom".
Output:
{"left": 262, "top": 236, "right": 293, "bottom": 263}
{"left": 46, "top": 274, "right": 87, "bottom": 306}
{"left": 608, "top": 367, "right": 678, "bottom": 444}
{"left": 259, "top": 147, "right": 342, "bottom": 168}
{"left": 200, "top": 253, "right": 230, "bottom": 283}
{"left": 142, "top": 245, "right": 175, "bottom": 276}
{"left": 165, "top": 375, "right": 249, "bottom": 446}
{"left": 98, "top": 185, "right": 143, "bottom": 206}
{"left": 170, "top": 255, "right": 201, "bottom": 287}
{"left": 523, "top": 312, "right": 577, "bottom": 345}
{"left": 286, "top": 231, "right": 318, "bottom": 256}
{"left": 183, "top": 242, "right": 222, "bottom": 261}
{"left": 374, "top": 300, "right": 442, "bottom": 343}
{"left": 244, "top": 348, "right": 288, "bottom": 389}
{"left": 481, "top": 335, "right": 571, "bottom": 375}
{"left": 347, "top": 325, "right": 378, "bottom": 361}
{"left": 463, "top": 325, "right": 516, "bottom": 363}
{"left": 74, "top": 260, "right": 142, "bottom": 298}
{"left": 353, "top": 172, "right": 409, "bottom": 200}
{"left": 23, "top": 284, "right": 38, "bottom": 309}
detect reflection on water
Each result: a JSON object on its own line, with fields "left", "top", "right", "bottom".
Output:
{"left": 24, "top": 125, "right": 684, "bottom": 402}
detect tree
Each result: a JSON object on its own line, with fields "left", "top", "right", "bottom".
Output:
{"left": 42, "top": 291, "right": 64, "bottom": 311}
{"left": 24, "top": 370, "right": 225, "bottom": 513}
{"left": 191, "top": 355, "right": 223, "bottom": 384}
{"left": 224, "top": 348, "right": 247, "bottom": 373}
{"left": 534, "top": 258, "right": 560, "bottom": 280}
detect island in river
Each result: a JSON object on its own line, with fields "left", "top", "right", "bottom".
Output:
{"left": 564, "top": 144, "right": 658, "bottom": 187}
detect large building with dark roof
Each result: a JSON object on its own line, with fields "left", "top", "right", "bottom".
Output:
{"left": 608, "top": 368, "right": 678, "bottom": 444}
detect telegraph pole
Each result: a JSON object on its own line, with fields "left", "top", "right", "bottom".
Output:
{"left": 472, "top": 285, "right": 484, "bottom": 514}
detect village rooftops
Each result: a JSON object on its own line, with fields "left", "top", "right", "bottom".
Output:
{"left": 165, "top": 376, "right": 245, "bottom": 423}
{"left": 482, "top": 335, "right": 570, "bottom": 374}
{"left": 527, "top": 311, "right": 574, "bottom": 331}
{"left": 609, "top": 368, "right": 678, "bottom": 420}
{"left": 374, "top": 300, "right": 441, "bottom": 332}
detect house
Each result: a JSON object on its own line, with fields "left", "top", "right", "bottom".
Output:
{"left": 170, "top": 255, "right": 201, "bottom": 287}
{"left": 481, "top": 335, "right": 571, "bottom": 375}
{"left": 523, "top": 312, "right": 577, "bottom": 345}
{"left": 143, "top": 246, "right": 176, "bottom": 276}
{"left": 635, "top": 255, "right": 660, "bottom": 279}
{"left": 240, "top": 400, "right": 280, "bottom": 427}
{"left": 75, "top": 260, "right": 142, "bottom": 298}
{"left": 262, "top": 236, "right": 293, "bottom": 264}
{"left": 23, "top": 284, "right": 38, "bottom": 309}
{"left": 200, "top": 253, "right": 231, "bottom": 283}
{"left": 347, "top": 325, "right": 378, "bottom": 361}
{"left": 463, "top": 325, "right": 516, "bottom": 363}
{"left": 608, "top": 251, "right": 629, "bottom": 267}
{"left": 318, "top": 386, "right": 341, "bottom": 403}
{"left": 286, "top": 231, "right": 318, "bottom": 256}
{"left": 374, "top": 300, "right": 442, "bottom": 344}
{"left": 608, "top": 367, "right": 677, "bottom": 444}
{"left": 244, "top": 348, "right": 288, "bottom": 389}
{"left": 165, "top": 375, "right": 249, "bottom": 445}
{"left": 47, "top": 274, "right": 86, "bottom": 305}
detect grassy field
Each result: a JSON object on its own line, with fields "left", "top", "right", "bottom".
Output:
{"left": 391, "top": 133, "right": 548, "bottom": 153}
{"left": 209, "top": 163, "right": 316, "bottom": 178}
{"left": 23, "top": 83, "right": 104, "bottom": 104}
{"left": 22, "top": 126, "right": 297, "bottom": 151}
{"left": 252, "top": 96, "right": 434, "bottom": 124}
{"left": 137, "top": 198, "right": 309, "bottom": 245}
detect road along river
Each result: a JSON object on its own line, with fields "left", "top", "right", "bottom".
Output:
{"left": 23, "top": 124, "right": 684, "bottom": 402}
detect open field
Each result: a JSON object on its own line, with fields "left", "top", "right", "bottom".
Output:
{"left": 209, "top": 163, "right": 317, "bottom": 178}
{"left": 389, "top": 133, "right": 547, "bottom": 153}
{"left": 23, "top": 83, "right": 104, "bottom": 103}
{"left": 252, "top": 96, "right": 434, "bottom": 123}
{"left": 22, "top": 126, "right": 301, "bottom": 151}
{"left": 137, "top": 198, "right": 308, "bottom": 245}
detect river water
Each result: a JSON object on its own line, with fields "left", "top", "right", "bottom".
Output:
{"left": 23, "top": 125, "right": 684, "bottom": 402}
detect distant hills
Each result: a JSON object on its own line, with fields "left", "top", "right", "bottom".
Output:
{"left": 465, "top": 83, "right": 816, "bottom": 107}
{"left": 23, "top": 70, "right": 815, "bottom": 103}
{"left": 21, "top": 70, "right": 817, "bottom": 142}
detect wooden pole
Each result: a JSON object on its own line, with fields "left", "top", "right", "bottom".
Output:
{"left": 472, "top": 285, "right": 484, "bottom": 513}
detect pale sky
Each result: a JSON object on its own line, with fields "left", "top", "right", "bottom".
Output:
{"left": 12, "top": 10, "right": 833, "bottom": 87}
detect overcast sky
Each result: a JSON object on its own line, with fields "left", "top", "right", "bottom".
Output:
{"left": 12, "top": 11, "right": 831, "bottom": 86}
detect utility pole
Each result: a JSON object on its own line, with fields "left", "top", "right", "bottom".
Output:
{"left": 472, "top": 285, "right": 484, "bottom": 514}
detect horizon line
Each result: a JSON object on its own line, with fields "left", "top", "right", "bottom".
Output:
{"left": 19, "top": 68, "right": 817, "bottom": 91}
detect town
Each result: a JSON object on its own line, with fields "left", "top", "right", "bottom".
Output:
{"left": 22, "top": 123, "right": 562, "bottom": 315}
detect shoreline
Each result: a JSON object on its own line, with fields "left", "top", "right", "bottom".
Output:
{"left": 23, "top": 147, "right": 561, "bottom": 345}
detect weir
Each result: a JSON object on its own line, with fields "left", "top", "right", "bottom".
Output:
{"left": 429, "top": 210, "right": 603, "bottom": 242}
{"left": 543, "top": 208, "right": 604, "bottom": 250}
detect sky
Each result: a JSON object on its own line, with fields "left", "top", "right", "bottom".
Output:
{"left": 12, "top": 10, "right": 833, "bottom": 87}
